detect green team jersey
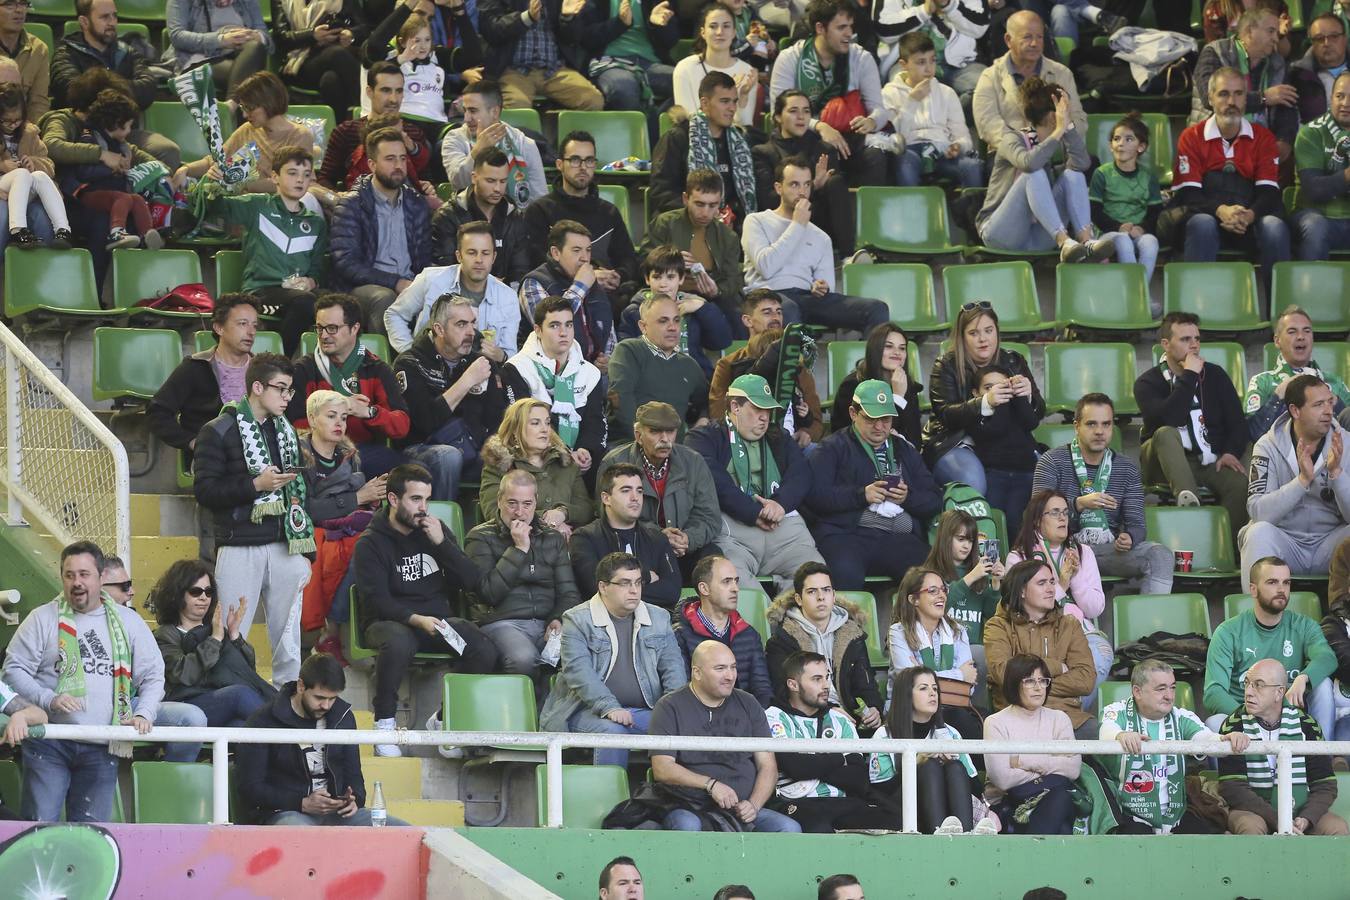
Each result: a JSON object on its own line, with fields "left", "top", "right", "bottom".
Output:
{"left": 1203, "top": 610, "right": 1337, "bottom": 717}
{"left": 1088, "top": 161, "right": 1163, "bottom": 226}
{"left": 944, "top": 569, "right": 1000, "bottom": 644}
{"left": 764, "top": 705, "right": 895, "bottom": 798}
{"left": 1293, "top": 114, "right": 1350, "bottom": 220}
{"left": 1245, "top": 357, "right": 1350, "bottom": 415}
{"left": 1100, "top": 698, "right": 1212, "bottom": 831}
{"left": 207, "top": 192, "right": 327, "bottom": 292}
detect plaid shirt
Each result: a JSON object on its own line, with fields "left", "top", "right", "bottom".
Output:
{"left": 511, "top": 3, "right": 563, "bottom": 74}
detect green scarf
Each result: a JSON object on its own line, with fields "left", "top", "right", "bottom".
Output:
{"left": 1233, "top": 41, "right": 1271, "bottom": 124}
{"left": 727, "top": 417, "right": 781, "bottom": 498}
{"left": 852, "top": 424, "right": 895, "bottom": 476}
{"left": 316, "top": 344, "right": 366, "bottom": 397}
{"left": 1113, "top": 698, "right": 1186, "bottom": 828}
{"left": 1070, "top": 438, "right": 1113, "bottom": 542}
{"left": 498, "top": 126, "right": 533, "bottom": 208}
{"left": 173, "top": 63, "right": 259, "bottom": 230}
{"left": 1231, "top": 704, "right": 1309, "bottom": 804}
{"left": 57, "top": 593, "right": 135, "bottom": 758}
{"left": 918, "top": 632, "right": 954, "bottom": 672}
{"left": 531, "top": 359, "right": 582, "bottom": 447}
{"left": 687, "top": 112, "right": 757, "bottom": 215}
{"left": 231, "top": 399, "right": 315, "bottom": 554}
{"left": 796, "top": 37, "right": 846, "bottom": 112}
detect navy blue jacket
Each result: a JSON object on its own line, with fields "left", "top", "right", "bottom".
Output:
{"left": 330, "top": 175, "right": 432, "bottom": 292}
{"left": 686, "top": 420, "right": 811, "bottom": 526}
{"left": 618, "top": 298, "right": 732, "bottom": 378}
{"left": 805, "top": 429, "right": 942, "bottom": 542}
{"left": 670, "top": 597, "right": 773, "bottom": 708}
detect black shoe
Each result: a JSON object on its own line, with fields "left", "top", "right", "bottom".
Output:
{"left": 1098, "top": 11, "right": 1129, "bottom": 36}
{"left": 49, "top": 228, "right": 73, "bottom": 250}
{"left": 8, "top": 227, "right": 39, "bottom": 249}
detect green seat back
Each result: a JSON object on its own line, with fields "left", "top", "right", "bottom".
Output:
{"left": 1162, "top": 262, "right": 1266, "bottom": 332}
{"left": 1144, "top": 506, "right": 1239, "bottom": 578}
{"left": 347, "top": 585, "right": 376, "bottom": 662}
{"left": 112, "top": 248, "right": 204, "bottom": 309}
{"left": 0, "top": 759, "right": 21, "bottom": 810}
{"left": 1054, "top": 263, "right": 1153, "bottom": 330}
{"left": 132, "top": 762, "right": 212, "bottom": 824}
{"left": 214, "top": 250, "right": 245, "bottom": 295}
{"left": 1112, "top": 593, "right": 1211, "bottom": 645}
{"left": 941, "top": 262, "right": 1048, "bottom": 333}
{"left": 1084, "top": 113, "right": 1172, "bottom": 183}
{"left": 92, "top": 327, "right": 183, "bottom": 402}
{"left": 1097, "top": 680, "right": 1195, "bottom": 714}
{"left": 825, "top": 340, "right": 866, "bottom": 402}
{"left": 1220, "top": 592, "right": 1322, "bottom": 624}
{"left": 427, "top": 500, "right": 466, "bottom": 546}
{"left": 193, "top": 329, "right": 284, "bottom": 355}
{"left": 500, "top": 107, "right": 542, "bottom": 134}
{"left": 1033, "top": 421, "right": 1123, "bottom": 452}
{"left": 534, "top": 764, "right": 630, "bottom": 828}
{"left": 113, "top": 0, "right": 166, "bottom": 20}
{"left": 1263, "top": 341, "right": 1350, "bottom": 376}
{"left": 24, "top": 22, "right": 53, "bottom": 49}
{"left": 1151, "top": 342, "right": 1246, "bottom": 391}
{"left": 442, "top": 673, "right": 538, "bottom": 732}
{"left": 855, "top": 186, "right": 959, "bottom": 254}
{"left": 556, "top": 111, "right": 649, "bottom": 164}
{"left": 61, "top": 21, "right": 150, "bottom": 40}
{"left": 658, "top": 111, "right": 674, "bottom": 136}
{"left": 1270, "top": 262, "right": 1349, "bottom": 333}
{"left": 671, "top": 38, "right": 697, "bottom": 61}
{"left": 841, "top": 263, "right": 945, "bottom": 333}
{"left": 288, "top": 104, "right": 337, "bottom": 141}
{"left": 736, "top": 587, "right": 771, "bottom": 646}
{"left": 838, "top": 591, "right": 887, "bottom": 669}
{"left": 298, "top": 331, "right": 392, "bottom": 360}
{"left": 597, "top": 183, "right": 632, "bottom": 238}
{"left": 4, "top": 247, "right": 102, "bottom": 317}
{"left": 1042, "top": 342, "right": 1140, "bottom": 415}
{"left": 144, "top": 101, "right": 232, "bottom": 162}
{"left": 30, "top": 0, "right": 73, "bottom": 17}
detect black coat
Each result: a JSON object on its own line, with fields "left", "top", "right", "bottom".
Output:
{"left": 649, "top": 120, "right": 752, "bottom": 224}
{"left": 192, "top": 411, "right": 287, "bottom": 547}
{"left": 51, "top": 34, "right": 157, "bottom": 109}
{"left": 921, "top": 347, "right": 1045, "bottom": 466}
{"left": 430, "top": 187, "right": 533, "bottom": 283}
{"left": 477, "top": 0, "right": 590, "bottom": 77}
{"left": 149, "top": 351, "right": 226, "bottom": 456}
{"left": 569, "top": 516, "right": 681, "bottom": 607}
{"left": 1133, "top": 362, "right": 1248, "bottom": 460}
{"left": 522, "top": 185, "right": 639, "bottom": 287}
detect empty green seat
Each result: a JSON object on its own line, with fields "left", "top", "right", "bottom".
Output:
{"left": 556, "top": 111, "right": 649, "bottom": 167}
{"left": 1144, "top": 506, "right": 1239, "bottom": 580}
{"left": 1112, "top": 593, "right": 1211, "bottom": 645}
{"left": 1162, "top": 262, "right": 1267, "bottom": 332}
{"left": 299, "top": 331, "right": 392, "bottom": 360}
{"left": 427, "top": 499, "right": 466, "bottom": 546}
{"left": 92, "top": 327, "right": 183, "bottom": 402}
{"left": 144, "top": 101, "right": 232, "bottom": 162}
{"left": 193, "top": 329, "right": 284, "bottom": 355}
{"left": 0, "top": 759, "right": 21, "bottom": 811}
{"left": 597, "top": 183, "right": 633, "bottom": 239}
{"left": 113, "top": 0, "right": 167, "bottom": 20}
{"left": 737, "top": 587, "right": 772, "bottom": 646}
{"left": 500, "top": 107, "right": 542, "bottom": 134}
{"left": 1151, "top": 341, "right": 1246, "bottom": 391}
{"left": 534, "top": 765, "right": 630, "bottom": 828}
{"left": 825, "top": 340, "right": 866, "bottom": 404}
{"left": 1097, "top": 680, "right": 1195, "bottom": 713}
{"left": 30, "top": 0, "right": 74, "bottom": 17}
{"left": 1220, "top": 592, "right": 1322, "bottom": 625}
{"left": 1042, "top": 342, "right": 1140, "bottom": 416}
{"left": 1033, "top": 421, "right": 1123, "bottom": 452}
{"left": 941, "top": 262, "right": 1053, "bottom": 333}
{"left": 214, "top": 250, "right": 245, "bottom": 295}
{"left": 113, "top": 248, "right": 205, "bottom": 318}
{"left": 1263, "top": 341, "right": 1349, "bottom": 376}
{"left": 4, "top": 247, "right": 105, "bottom": 318}
{"left": 1269, "top": 262, "right": 1349, "bottom": 333}
{"left": 838, "top": 591, "right": 887, "bottom": 669}
{"left": 443, "top": 673, "right": 539, "bottom": 733}
{"left": 1084, "top": 113, "right": 1173, "bottom": 184}
{"left": 132, "top": 762, "right": 212, "bottom": 824}
{"left": 1055, "top": 263, "right": 1154, "bottom": 331}
{"left": 841, "top": 263, "right": 946, "bottom": 334}
{"left": 855, "top": 186, "right": 963, "bottom": 255}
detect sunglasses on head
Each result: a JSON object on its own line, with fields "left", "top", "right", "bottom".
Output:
{"left": 961, "top": 300, "right": 994, "bottom": 312}
{"left": 187, "top": 586, "right": 215, "bottom": 599}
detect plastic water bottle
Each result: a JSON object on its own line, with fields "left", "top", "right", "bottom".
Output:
{"left": 370, "top": 781, "right": 387, "bottom": 827}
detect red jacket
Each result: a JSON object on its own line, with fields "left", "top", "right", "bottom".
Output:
{"left": 287, "top": 350, "right": 411, "bottom": 445}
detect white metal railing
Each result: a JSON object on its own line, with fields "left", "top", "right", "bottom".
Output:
{"left": 24, "top": 724, "right": 1349, "bottom": 835}
{"left": 0, "top": 322, "right": 130, "bottom": 565}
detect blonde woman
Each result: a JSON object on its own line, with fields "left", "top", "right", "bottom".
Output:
{"left": 479, "top": 398, "right": 595, "bottom": 536}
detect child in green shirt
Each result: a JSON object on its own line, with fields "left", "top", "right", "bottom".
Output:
{"left": 1088, "top": 113, "right": 1163, "bottom": 288}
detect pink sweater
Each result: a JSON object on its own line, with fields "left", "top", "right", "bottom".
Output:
{"left": 1005, "top": 539, "right": 1105, "bottom": 623}
{"left": 982, "top": 704, "right": 1082, "bottom": 799}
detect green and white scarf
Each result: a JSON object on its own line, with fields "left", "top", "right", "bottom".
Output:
{"left": 1233, "top": 40, "right": 1272, "bottom": 126}
{"left": 1070, "top": 438, "right": 1113, "bottom": 545}
{"left": 914, "top": 620, "right": 956, "bottom": 673}
{"left": 173, "top": 63, "right": 259, "bottom": 229}
{"left": 57, "top": 593, "right": 135, "bottom": 757}
{"left": 1112, "top": 698, "right": 1186, "bottom": 828}
{"left": 727, "top": 417, "right": 781, "bottom": 498}
{"left": 795, "top": 38, "right": 846, "bottom": 112}
{"left": 687, "top": 112, "right": 757, "bottom": 215}
{"left": 532, "top": 360, "right": 582, "bottom": 447}
{"left": 316, "top": 345, "right": 366, "bottom": 397}
{"left": 1232, "top": 704, "right": 1309, "bottom": 802}
{"left": 231, "top": 399, "right": 315, "bottom": 554}
{"left": 498, "top": 126, "right": 533, "bottom": 208}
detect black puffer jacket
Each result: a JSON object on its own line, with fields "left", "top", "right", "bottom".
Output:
{"left": 921, "top": 346, "right": 1044, "bottom": 467}
{"left": 193, "top": 411, "right": 287, "bottom": 547}
{"left": 464, "top": 519, "right": 580, "bottom": 625}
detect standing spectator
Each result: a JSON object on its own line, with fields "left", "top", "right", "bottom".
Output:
{"left": 0, "top": 0, "right": 48, "bottom": 120}
{"left": 830, "top": 323, "right": 922, "bottom": 448}
{"left": 315, "top": 63, "right": 435, "bottom": 191}
{"left": 193, "top": 353, "right": 315, "bottom": 688}
{"left": 672, "top": 4, "right": 758, "bottom": 126}
{"left": 1046, "top": 0, "right": 1127, "bottom": 44}
{"left": 1291, "top": 71, "right": 1350, "bottom": 260}
{"left": 922, "top": 510, "right": 1004, "bottom": 705}
{"left": 439, "top": 80, "right": 547, "bottom": 205}
{"left": 478, "top": 0, "right": 604, "bottom": 110}
{"left": 874, "top": 0, "right": 991, "bottom": 113}
{"left": 972, "top": 9, "right": 1086, "bottom": 145}
{"left": 430, "top": 146, "right": 533, "bottom": 282}
{"left": 581, "top": 0, "right": 680, "bottom": 112}
{"left": 274, "top": 0, "right": 368, "bottom": 122}
{"left": 165, "top": 0, "right": 270, "bottom": 97}
{"left": 1134, "top": 311, "right": 1250, "bottom": 543}
{"left": 351, "top": 463, "right": 498, "bottom": 754}
{"left": 520, "top": 219, "right": 616, "bottom": 371}
{"left": 1089, "top": 112, "right": 1164, "bottom": 285}
{"left": 649, "top": 71, "right": 758, "bottom": 225}
{"left": 570, "top": 463, "right": 681, "bottom": 608}
{"left": 881, "top": 33, "right": 982, "bottom": 188}
{"left": 671, "top": 554, "right": 773, "bottom": 706}
{"left": 1191, "top": 9, "right": 1298, "bottom": 155}
{"left": 607, "top": 294, "right": 710, "bottom": 439}
{"left": 964, "top": 365, "right": 1040, "bottom": 536}
{"left": 888, "top": 567, "right": 980, "bottom": 737}
{"left": 479, "top": 397, "right": 595, "bottom": 531}
{"left": 1245, "top": 306, "right": 1350, "bottom": 440}
{"left": 1289, "top": 13, "right": 1348, "bottom": 123}
{"left": 3, "top": 542, "right": 163, "bottom": 822}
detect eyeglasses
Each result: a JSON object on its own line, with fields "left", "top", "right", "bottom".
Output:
{"left": 562, "top": 156, "right": 598, "bottom": 168}
{"left": 1041, "top": 507, "right": 1070, "bottom": 519}
{"left": 103, "top": 580, "right": 132, "bottom": 593}
{"left": 961, "top": 300, "right": 993, "bottom": 312}
{"left": 1021, "top": 677, "right": 1052, "bottom": 688}
{"left": 186, "top": 586, "right": 216, "bottom": 599}
{"left": 606, "top": 578, "right": 643, "bottom": 590}
{"left": 265, "top": 382, "right": 296, "bottom": 398}
{"left": 1310, "top": 32, "right": 1346, "bottom": 43}
{"left": 1242, "top": 680, "right": 1284, "bottom": 692}
{"left": 0, "top": 2, "right": 34, "bottom": 9}
{"left": 315, "top": 323, "right": 349, "bottom": 336}
{"left": 911, "top": 585, "right": 948, "bottom": 599}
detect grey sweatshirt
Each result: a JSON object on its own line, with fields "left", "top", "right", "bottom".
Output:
{"left": 1247, "top": 412, "right": 1350, "bottom": 538}
{"left": 3, "top": 599, "right": 164, "bottom": 738}
{"left": 741, "top": 210, "right": 834, "bottom": 293}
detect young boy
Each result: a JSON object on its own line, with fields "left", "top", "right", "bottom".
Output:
{"left": 967, "top": 366, "right": 1039, "bottom": 536}
{"left": 618, "top": 245, "right": 732, "bottom": 378}
{"left": 881, "top": 33, "right": 983, "bottom": 189}
{"left": 204, "top": 146, "right": 328, "bottom": 356}
{"left": 1089, "top": 113, "right": 1163, "bottom": 288}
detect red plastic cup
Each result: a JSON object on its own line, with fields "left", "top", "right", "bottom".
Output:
{"left": 1174, "top": 550, "right": 1194, "bottom": 573}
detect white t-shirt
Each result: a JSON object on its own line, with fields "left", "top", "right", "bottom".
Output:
{"left": 300, "top": 718, "right": 329, "bottom": 795}
{"left": 672, "top": 56, "right": 758, "bottom": 127}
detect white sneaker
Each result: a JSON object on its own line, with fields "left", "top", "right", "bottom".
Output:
{"left": 971, "top": 815, "right": 999, "bottom": 835}
{"left": 374, "top": 716, "right": 402, "bottom": 757}
{"left": 848, "top": 248, "right": 876, "bottom": 266}
{"left": 934, "top": 815, "right": 964, "bottom": 835}
{"left": 1059, "top": 238, "right": 1088, "bottom": 263}
{"left": 1176, "top": 489, "right": 1200, "bottom": 507}
{"left": 427, "top": 711, "right": 464, "bottom": 759}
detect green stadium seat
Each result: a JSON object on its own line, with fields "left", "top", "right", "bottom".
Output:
{"left": 1112, "top": 593, "right": 1211, "bottom": 645}
{"left": 1269, "top": 262, "right": 1349, "bottom": 333}
{"left": 113, "top": 0, "right": 166, "bottom": 20}
{"left": 1054, "top": 35, "right": 1075, "bottom": 61}
{"left": 427, "top": 500, "right": 466, "bottom": 546}
{"left": 534, "top": 765, "right": 630, "bottom": 828}
{"left": 1263, "top": 341, "right": 1350, "bottom": 376}
{"left": 214, "top": 250, "right": 244, "bottom": 295}
{"left": 144, "top": 101, "right": 232, "bottom": 162}
{"left": 23, "top": 23, "right": 53, "bottom": 49}
{"left": 444, "top": 672, "right": 539, "bottom": 732}
{"left": 92, "top": 327, "right": 183, "bottom": 403}
{"left": 736, "top": 587, "right": 772, "bottom": 645}
{"left": 30, "top": 0, "right": 73, "bottom": 17}
{"left": 435, "top": 181, "right": 455, "bottom": 202}
{"left": 1084, "top": 113, "right": 1173, "bottom": 184}
{"left": 1162, "top": 262, "right": 1267, "bottom": 333}
{"left": 1097, "top": 680, "right": 1195, "bottom": 713}
{"left": 855, "top": 186, "right": 964, "bottom": 255}
{"left": 838, "top": 591, "right": 887, "bottom": 669}
{"left": 60, "top": 21, "right": 150, "bottom": 40}
{"left": 825, "top": 340, "right": 866, "bottom": 404}
{"left": 1151, "top": 342, "right": 1246, "bottom": 391}
{"left": 0, "top": 759, "right": 20, "bottom": 811}
{"left": 347, "top": 586, "right": 453, "bottom": 663}
{"left": 1144, "top": 506, "right": 1239, "bottom": 580}
{"left": 1033, "top": 421, "right": 1124, "bottom": 452}
{"left": 132, "top": 762, "right": 212, "bottom": 824}
{"left": 941, "top": 262, "right": 1054, "bottom": 333}
{"left": 193, "top": 330, "right": 284, "bottom": 355}
{"left": 1220, "top": 592, "right": 1322, "bottom": 625}
{"left": 557, "top": 111, "right": 649, "bottom": 167}
{"left": 1042, "top": 342, "right": 1141, "bottom": 417}
{"left": 500, "top": 107, "right": 542, "bottom": 134}
{"left": 597, "top": 183, "right": 633, "bottom": 239}
{"left": 671, "top": 38, "right": 697, "bottom": 62}
{"left": 288, "top": 104, "right": 337, "bottom": 141}
{"left": 1054, "top": 263, "right": 1154, "bottom": 332}
{"left": 4, "top": 247, "right": 107, "bottom": 319}
{"left": 299, "top": 331, "right": 392, "bottom": 360}
{"left": 114, "top": 248, "right": 207, "bottom": 320}
{"left": 658, "top": 111, "right": 674, "bottom": 135}
{"left": 841, "top": 263, "right": 947, "bottom": 335}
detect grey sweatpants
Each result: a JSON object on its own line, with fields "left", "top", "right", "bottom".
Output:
{"left": 719, "top": 513, "right": 824, "bottom": 593}
{"left": 1085, "top": 539, "right": 1175, "bottom": 595}
{"left": 215, "top": 542, "right": 311, "bottom": 687}
{"left": 1238, "top": 521, "right": 1350, "bottom": 585}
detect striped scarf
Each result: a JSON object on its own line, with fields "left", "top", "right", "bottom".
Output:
{"left": 56, "top": 593, "right": 135, "bottom": 758}
{"left": 1113, "top": 698, "right": 1185, "bottom": 828}
{"left": 231, "top": 399, "right": 315, "bottom": 554}
{"left": 1230, "top": 705, "right": 1308, "bottom": 806}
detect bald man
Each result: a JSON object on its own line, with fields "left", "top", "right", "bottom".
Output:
{"left": 647, "top": 641, "right": 800, "bottom": 832}
{"left": 1217, "top": 658, "right": 1348, "bottom": 835}
{"left": 972, "top": 10, "right": 1087, "bottom": 151}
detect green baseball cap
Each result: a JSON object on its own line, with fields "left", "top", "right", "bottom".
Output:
{"left": 726, "top": 374, "right": 783, "bottom": 409}
{"left": 853, "top": 379, "right": 896, "bottom": 418}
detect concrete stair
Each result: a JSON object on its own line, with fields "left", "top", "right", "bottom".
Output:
{"left": 387, "top": 798, "right": 465, "bottom": 827}
{"left": 364, "top": 755, "right": 423, "bottom": 802}
{"left": 128, "top": 492, "right": 198, "bottom": 603}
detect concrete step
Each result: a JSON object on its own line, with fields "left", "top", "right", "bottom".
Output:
{"left": 365, "top": 755, "right": 423, "bottom": 801}
{"left": 130, "top": 493, "right": 197, "bottom": 538}
{"left": 131, "top": 534, "right": 197, "bottom": 597}
{"left": 248, "top": 623, "right": 272, "bottom": 671}
{"left": 387, "top": 798, "right": 464, "bottom": 827}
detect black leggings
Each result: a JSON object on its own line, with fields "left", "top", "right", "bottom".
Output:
{"left": 365, "top": 618, "right": 499, "bottom": 719}
{"left": 297, "top": 45, "right": 362, "bottom": 121}
{"left": 250, "top": 286, "right": 317, "bottom": 357}
{"left": 916, "top": 758, "right": 974, "bottom": 833}
{"left": 213, "top": 41, "right": 270, "bottom": 104}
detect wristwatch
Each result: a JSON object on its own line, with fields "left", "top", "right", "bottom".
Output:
{"left": 368, "top": 404, "right": 377, "bottom": 420}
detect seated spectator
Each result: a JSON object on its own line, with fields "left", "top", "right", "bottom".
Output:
{"left": 829, "top": 323, "right": 921, "bottom": 447}
{"left": 289, "top": 294, "right": 411, "bottom": 479}
{"left": 315, "top": 63, "right": 435, "bottom": 191}
{"left": 201, "top": 146, "right": 327, "bottom": 356}
{"left": 1292, "top": 71, "right": 1350, "bottom": 260}
{"left": 2, "top": 542, "right": 163, "bottom": 822}
{"left": 1246, "top": 306, "right": 1350, "bottom": 440}
{"left": 742, "top": 156, "right": 889, "bottom": 334}
{"left": 982, "top": 651, "right": 1083, "bottom": 834}
{"left": 0, "top": 0, "right": 49, "bottom": 121}
{"left": 353, "top": 463, "right": 498, "bottom": 754}
{"left": 752, "top": 89, "right": 856, "bottom": 256}
{"left": 440, "top": 80, "right": 547, "bottom": 206}
{"left": 165, "top": 0, "right": 270, "bottom": 94}
{"left": 1320, "top": 549, "right": 1350, "bottom": 744}
{"left": 1289, "top": 13, "right": 1347, "bottom": 123}
{"left": 1206, "top": 555, "right": 1337, "bottom": 738}
{"left": 541, "top": 551, "right": 686, "bottom": 766}
{"left": 478, "top": 0, "right": 603, "bottom": 111}
{"left": 671, "top": 554, "right": 773, "bottom": 706}
{"left": 975, "top": 76, "right": 1113, "bottom": 262}
{"left": 922, "top": 510, "right": 1004, "bottom": 707}
{"left": 465, "top": 468, "right": 580, "bottom": 674}
{"left": 386, "top": 220, "right": 520, "bottom": 356}
{"left": 1089, "top": 113, "right": 1164, "bottom": 286}
{"left": 618, "top": 245, "right": 732, "bottom": 379}
{"left": 393, "top": 293, "right": 509, "bottom": 500}
{"left": 1218, "top": 657, "right": 1349, "bottom": 835}
{"left": 0, "top": 84, "right": 69, "bottom": 250}
{"left": 808, "top": 379, "right": 941, "bottom": 589}
{"left": 1171, "top": 66, "right": 1291, "bottom": 297}
{"left": 874, "top": 0, "right": 991, "bottom": 112}
{"left": 768, "top": 0, "right": 892, "bottom": 190}
{"left": 984, "top": 559, "right": 1099, "bottom": 739}
{"left": 238, "top": 653, "right": 409, "bottom": 825}
{"left": 599, "top": 857, "right": 646, "bottom": 899}
{"left": 671, "top": 5, "right": 759, "bottom": 127}
{"left": 888, "top": 567, "right": 980, "bottom": 738}
{"left": 1203, "top": 0, "right": 1292, "bottom": 56}
{"left": 965, "top": 365, "right": 1040, "bottom": 535}
{"left": 607, "top": 294, "right": 710, "bottom": 439}
{"left": 150, "top": 558, "right": 276, "bottom": 730}
{"left": 480, "top": 397, "right": 594, "bottom": 533}
{"left": 150, "top": 294, "right": 259, "bottom": 466}
{"left": 1192, "top": 9, "right": 1298, "bottom": 155}
{"left": 711, "top": 0, "right": 777, "bottom": 71}
{"left": 521, "top": 219, "right": 617, "bottom": 371}
{"left": 766, "top": 561, "right": 883, "bottom": 730}
{"left": 687, "top": 374, "right": 823, "bottom": 591}
{"left": 1134, "top": 312, "right": 1250, "bottom": 542}
{"left": 648, "top": 641, "right": 801, "bottom": 832}
{"left": 274, "top": 0, "right": 367, "bottom": 121}
{"left": 764, "top": 650, "right": 904, "bottom": 832}
{"left": 1033, "top": 393, "right": 1175, "bottom": 596}
{"left": 650, "top": 71, "right": 757, "bottom": 225}
{"left": 52, "top": 0, "right": 180, "bottom": 167}
{"left": 1046, "top": 0, "right": 1127, "bottom": 43}
{"left": 881, "top": 33, "right": 982, "bottom": 188}
{"left": 597, "top": 401, "right": 724, "bottom": 575}
{"left": 430, "top": 146, "right": 532, "bottom": 283}
{"left": 523, "top": 131, "right": 639, "bottom": 303}
{"left": 579, "top": 0, "right": 679, "bottom": 112}
{"left": 1101, "top": 659, "right": 1245, "bottom": 835}
{"left": 571, "top": 463, "right": 681, "bottom": 608}
{"left": 364, "top": 0, "right": 483, "bottom": 106}
{"left": 818, "top": 876, "right": 866, "bottom": 900}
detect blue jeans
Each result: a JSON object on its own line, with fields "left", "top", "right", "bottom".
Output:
{"left": 158, "top": 701, "right": 208, "bottom": 762}
{"left": 567, "top": 706, "right": 653, "bottom": 767}
{"left": 188, "top": 683, "right": 270, "bottom": 728}
{"left": 979, "top": 168, "right": 1092, "bottom": 251}
{"left": 1082, "top": 630, "right": 1114, "bottom": 710}
{"left": 267, "top": 808, "right": 410, "bottom": 826}
{"left": 1106, "top": 231, "right": 1160, "bottom": 284}
{"left": 1182, "top": 213, "right": 1291, "bottom": 296}
{"left": 663, "top": 805, "right": 802, "bottom": 832}
{"left": 984, "top": 467, "right": 1033, "bottom": 537}
{"left": 938, "top": 62, "right": 987, "bottom": 112}
{"left": 20, "top": 737, "right": 120, "bottom": 822}
{"left": 356, "top": 442, "right": 408, "bottom": 481}
{"left": 592, "top": 56, "right": 674, "bottom": 110}
{"left": 932, "top": 445, "right": 987, "bottom": 494}
{"left": 481, "top": 618, "right": 547, "bottom": 675}
{"left": 777, "top": 288, "right": 890, "bottom": 336}
{"left": 402, "top": 442, "right": 465, "bottom": 501}
{"left": 1049, "top": 0, "right": 1091, "bottom": 41}
{"left": 0, "top": 199, "right": 53, "bottom": 252}
{"left": 896, "top": 146, "right": 985, "bottom": 188}
{"left": 1291, "top": 209, "right": 1350, "bottom": 261}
